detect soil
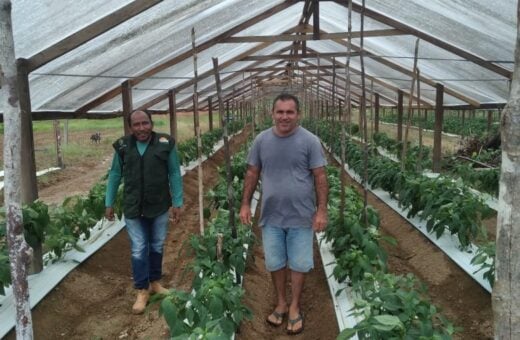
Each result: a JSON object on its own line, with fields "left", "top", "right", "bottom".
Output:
{"left": 3, "top": 125, "right": 493, "bottom": 340}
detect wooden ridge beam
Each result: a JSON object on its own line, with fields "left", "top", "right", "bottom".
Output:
{"left": 27, "top": 0, "right": 162, "bottom": 71}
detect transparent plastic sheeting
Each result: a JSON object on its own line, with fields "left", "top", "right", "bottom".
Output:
{"left": 9, "top": 0, "right": 514, "bottom": 114}
{"left": 315, "top": 1, "right": 513, "bottom": 105}
{"left": 14, "top": 0, "right": 286, "bottom": 111}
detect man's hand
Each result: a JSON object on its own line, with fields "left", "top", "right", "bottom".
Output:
{"left": 312, "top": 209, "right": 328, "bottom": 233}
{"left": 169, "top": 206, "right": 182, "bottom": 224}
{"left": 239, "top": 204, "right": 252, "bottom": 226}
{"left": 105, "top": 207, "right": 115, "bottom": 221}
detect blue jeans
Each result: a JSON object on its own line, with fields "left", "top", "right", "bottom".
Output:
{"left": 261, "top": 225, "right": 314, "bottom": 273}
{"left": 124, "top": 211, "right": 169, "bottom": 289}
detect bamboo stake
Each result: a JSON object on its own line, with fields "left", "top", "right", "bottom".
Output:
{"left": 191, "top": 28, "right": 204, "bottom": 235}
{"left": 401, "top": 38, "right": 420, "bottom": 171}
{"left": 340, "top": 0, "right": 353, "bottom": 227}
{"left": 0, "top": 1, "right": 34, "bottom": 337}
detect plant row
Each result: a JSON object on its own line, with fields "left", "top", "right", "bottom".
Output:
{"left": 154, "top": 148, "right": 254, "bottom": 339}
{"left": 0, "top": 124, "right": 246, "bottom": 296}
{"left": 177, "top": 121, "right": 243, "bottom": 166}
{"left": 323, "top": 167, "right": 457, "bottom": 339}
{"left": 373, "top": 131, "right": 499, "bottom": 197}
{"left": 304, "top": 119, "right": 495, "bottom": 287}
{"left": 378, "top": 112, "right": 499, "bottom": 138}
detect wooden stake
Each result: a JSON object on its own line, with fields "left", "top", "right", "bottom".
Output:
{"left": 359, "top": 0, "right": 369, "bottom": 224}
{"left": 401, "top": 38, "right": 420, "bottom": 170}
{"left": 339, "top": 0, "right": 353, "bottom": 227}
{"left": 213, "top": 58, "right": 236, "bottom": 240}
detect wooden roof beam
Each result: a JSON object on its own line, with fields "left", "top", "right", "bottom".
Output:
{"left": 177, "top": 63, "right": 285, "bottom": 109}
{"left": 135, "top": 32, "right": 299, "bottom": 111}
{"left": 240, "top": 52, "right": 360, "bottom": 61}
{"left": 304, "top": 50, "right": 434, "bottom": 107}
{"left": 75, "top": 0, "right": 299, "bottom": 113}
{"left": 299, "top": 67, "right": 397, "bottom": 105}
{"left": 223, "top": 29, "right": 404, "bottom": 43}
{"left": 308, "top": 26, "right": 482, "bottom": 107}
{"left": 333, "top": 0, "right": 512, "bottom": 79}
{"left": 27, "top": 0, "right": 162, "bottom": 72}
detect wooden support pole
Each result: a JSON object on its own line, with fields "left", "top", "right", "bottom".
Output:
{"left": 1, "top": 5, "right": 34, "bottom": 337}
{"left": 374, "top": 93, "right": 380, "bottom": 133}
{"left": 208, "top": 96, "right": 213, "bottom": 131}
{"left": 432, "top": 83, "right": 444, "bottom": 173}
{"left": 53, "top": 120, "right": 64, "bottom": 168}
{"left": 16, "top": 58, "right": 42, "bottom": 275}
{"left": 487, "top": 110, "right": 493, "bottom": 133}
{"left": 168, "top": 89, "right": 177, "bottom": 138}
{"left": 397, "top": 89, "right": 404, "bottom": 142}
{"left": 312, "top": 0, "right": 320, "bottom": 40}
{"left": 63, "top": 120, "right": 69, "bottom": 145}
{"left": 122, "top": 80, "right": 132, "bottom": 136}
{"left": 16, "top": 59, "right": 38, "bottom": 204}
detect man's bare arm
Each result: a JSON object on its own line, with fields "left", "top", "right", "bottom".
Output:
{"left": 240, "top": 165, "right": 260, "bottom": 225}
{"left": 312, "top": 166, "right": 329, "bottom": 232}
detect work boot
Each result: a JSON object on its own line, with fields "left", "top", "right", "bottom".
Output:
{"left": 132, "top": 289, "right": 149, "bottom": 315}
{"left": 150, "top": 281, "right": 169, "bottom": 295}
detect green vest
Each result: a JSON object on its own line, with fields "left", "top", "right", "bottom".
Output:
{"left": 113, "top": 132, "right": 174, "bottom": 219}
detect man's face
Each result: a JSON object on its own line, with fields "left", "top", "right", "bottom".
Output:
{"left": 130, "top": 111, "right": 153, "bottom": 142}
{"left": 272, "top": 99, "right": 299, "bottom": 136}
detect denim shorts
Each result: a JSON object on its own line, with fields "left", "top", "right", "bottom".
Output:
{"left": 261, "top": 224, "right": 314, "bottom": 273}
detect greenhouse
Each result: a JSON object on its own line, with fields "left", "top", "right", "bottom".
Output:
{"left": 1, "top": 0, "right": 518, "bottom": 339}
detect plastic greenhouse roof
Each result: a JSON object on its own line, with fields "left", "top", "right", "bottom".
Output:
{"left": 3, "top": 0, "right": 516, "bottom": 117}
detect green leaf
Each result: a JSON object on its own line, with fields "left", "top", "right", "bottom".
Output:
{"left": 374, "top": 314, "right": 403, "bottom": 329}
{"left": 160, "top": 298, "right": 178, "bottom": 330}
{"left": 209, "top": 296, "right": 224, "bottom": 317}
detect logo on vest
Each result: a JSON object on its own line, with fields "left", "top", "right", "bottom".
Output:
{"left": 159, "top": 137, "right": 169, "bottom": 143}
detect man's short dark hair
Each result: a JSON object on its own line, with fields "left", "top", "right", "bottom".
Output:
{"left": 272, "top": 93, "right": 300, "bottom": 113}
{"left": 128, "top": 110, "right": 153, "bottom": 126}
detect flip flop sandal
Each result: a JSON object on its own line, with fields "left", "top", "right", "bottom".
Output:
{"left": 266, "top": 310, "right": 286, "bottom": 327}
{"left": 287, "top": 312, "right": 304, "bottom": 335}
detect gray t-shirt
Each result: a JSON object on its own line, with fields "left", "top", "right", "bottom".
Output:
{"left": 247, "top": 126, "right": 327, "bottom": 228}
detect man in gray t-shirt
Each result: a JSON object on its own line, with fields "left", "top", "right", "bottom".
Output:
{"left": 240, "top": 93, "right": 328, "bottom": 335}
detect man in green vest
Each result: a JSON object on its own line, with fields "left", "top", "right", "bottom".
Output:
{"left": 105, "top": 110, "right": 183, "bottom": 314}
